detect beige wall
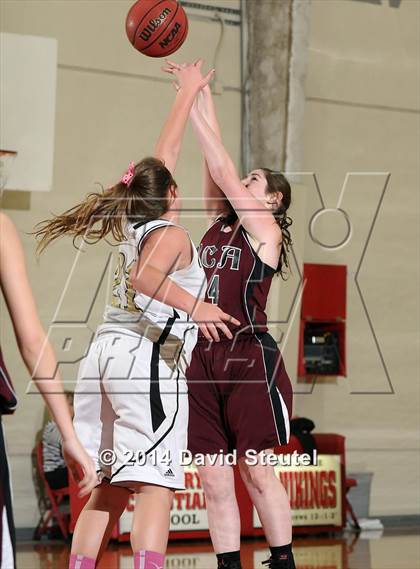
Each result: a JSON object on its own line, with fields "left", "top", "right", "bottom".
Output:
{"left": 299, "top": 0, "right": 419, "bottom": 516}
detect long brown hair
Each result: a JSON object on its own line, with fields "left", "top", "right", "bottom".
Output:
{"left": 221, "top": 168, "right": 293, "bottom": 279}
{"left": 33, "top": 157, "right": 176, "bottom": 253}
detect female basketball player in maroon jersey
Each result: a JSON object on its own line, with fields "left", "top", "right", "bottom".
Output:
{"left": 164, "top": 61, "right": 295, "bottom": 569}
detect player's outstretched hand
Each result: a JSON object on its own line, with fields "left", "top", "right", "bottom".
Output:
{"left": 162, "top": 58, "right": 214, "bottom": 93}
{"left": 62, "top": 436, "right": 99, "bottom": 498}
{"left": 192, "top": 300, "right": 240, "bottom": 342}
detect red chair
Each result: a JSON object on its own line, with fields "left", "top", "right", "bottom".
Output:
{"left": 34, "top": 440, "right": 70, "bottom": 540}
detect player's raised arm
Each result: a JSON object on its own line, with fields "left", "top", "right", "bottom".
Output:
{"left": 154, "top": 59, "right": 214, "bottom": 175}
{"left": 193, "top": 86, "right": 229, "bottom": 221}
{"left": 163, "top": 62, "right": 228, "bottom": 222}
{"left": 190, "top": 104, "right": 280, "bottom": 245}
{"left": 0, "top": 213, "right": 98, "bottom": 497}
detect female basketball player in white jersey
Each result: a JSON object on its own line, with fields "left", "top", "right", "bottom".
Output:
{"left": 34, "top": 61, "right": 239, "bottom": 569}
{"left": 164, "top": 62, "right": 296, "bottom": 569}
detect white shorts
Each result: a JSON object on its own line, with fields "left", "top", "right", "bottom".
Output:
{"left": 73, "top": 326, "right": 188, "bottom": 491}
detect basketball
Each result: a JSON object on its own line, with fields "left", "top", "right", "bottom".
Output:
{"left": 126, "top": 0, "right": 188, "bottom": 58}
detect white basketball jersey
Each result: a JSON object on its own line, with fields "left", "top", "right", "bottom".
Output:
{"left": 103, "top": 219, "right": 207, "bottom": 358}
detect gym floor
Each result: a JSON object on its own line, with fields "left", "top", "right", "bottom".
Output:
{"left": 15, "top": 527, "right": 420, "bottom": 569}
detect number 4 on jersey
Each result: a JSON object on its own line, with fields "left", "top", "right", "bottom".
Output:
{"left": 207, "top": 274, "right": 220, "bottom": 304}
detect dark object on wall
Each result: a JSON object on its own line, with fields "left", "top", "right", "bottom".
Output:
{"left": 290, "top": 417, "right": 317, "bottom": 462}
{"left": 298, "top": 263, "right": 347, "bottom": 377}
{"left": 304, "top": 326, "right": 340, "bottom": 374}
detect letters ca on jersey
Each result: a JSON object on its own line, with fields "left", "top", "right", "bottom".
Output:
{"left": 199, "top": 244, "right": 242, "bottom": 271}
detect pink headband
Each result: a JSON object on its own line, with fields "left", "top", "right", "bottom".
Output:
{"left": 121, "top": 161, "right": 135, "bottom": 186}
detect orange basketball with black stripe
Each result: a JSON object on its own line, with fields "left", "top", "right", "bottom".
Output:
{"left": 126, "top": 0, "right": 188, "bottom": 58}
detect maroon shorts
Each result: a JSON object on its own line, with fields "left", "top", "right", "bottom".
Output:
{"left": 186, "top": 333, "right": 293, "bottom": 458}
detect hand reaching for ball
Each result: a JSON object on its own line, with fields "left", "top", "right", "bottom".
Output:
{"left": 162, "top": 59, "right": 215, "bottom": 95}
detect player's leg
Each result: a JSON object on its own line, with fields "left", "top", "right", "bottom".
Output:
{"left": 104, "top": 334, "right": 186, "bottom": 568}
{"left": 227, "top": 334, "right": 295, "bottom": 568}
{"left": 70, "top": 481, "right": 130, "bottom": 567}
{"left": 70, "top": 335, "right": 130, "bottom": 567}
{"left": 238, "top": 452, "right": 293, "bottom": 544}
{"left": 197, "top": 462, "right": 242, "bottom": 568}
{"left": 187, "top": 346, "right": 242, "bottom": 568}
{"left": 238, "top": 456, "right": 295, "bottom": 568}
{"left": 130, "top": 483, "right": 174, "bottom": 569}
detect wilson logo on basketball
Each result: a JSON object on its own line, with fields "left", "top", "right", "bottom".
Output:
{"left": 159, "top": 22, "right": 181, "bottom": 49}
{"left": 138, "top": 7, "right": 172, "bottom": 41}
{"left": 126, "top": 0, "right": 188, "bottom": 57}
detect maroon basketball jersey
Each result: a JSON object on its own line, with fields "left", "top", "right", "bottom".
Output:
{"left": 197, "top": 218, "right": 276, "bottom": 339}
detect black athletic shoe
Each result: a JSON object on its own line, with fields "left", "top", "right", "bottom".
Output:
{"left": 217, "top": 560, "right": 242, "bottom": 569}
{"left": 262, "top": 555, "right": 296, "bottom": 569}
